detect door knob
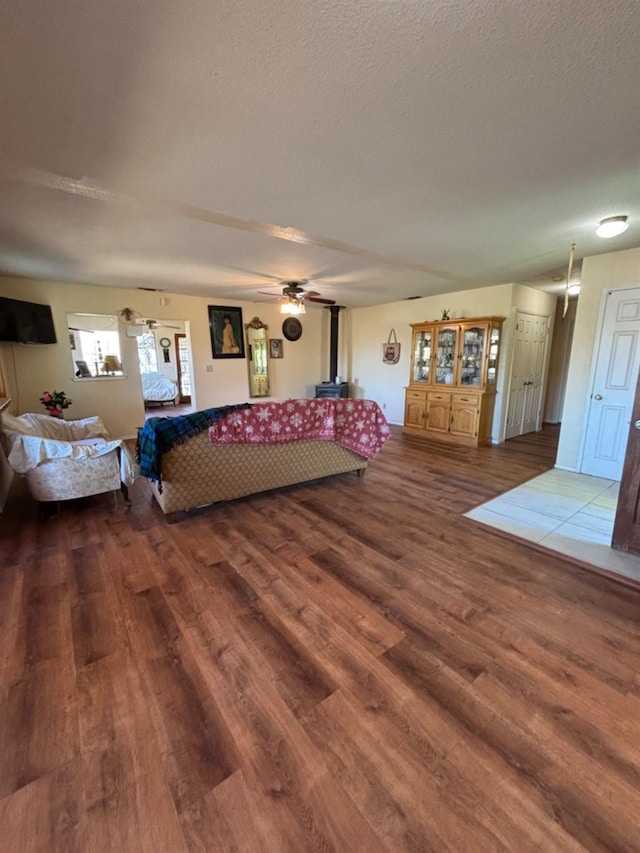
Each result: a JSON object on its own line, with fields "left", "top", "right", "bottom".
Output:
{"left": 594, "top": 394, "right": 603, "bottom": 400}
{"left": 635, "top": 420, "right": 640, "bottom": 430}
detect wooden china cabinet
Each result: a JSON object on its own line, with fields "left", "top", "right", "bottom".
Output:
{"left": 404, "top": 316, "right": 504, "bottom": 446}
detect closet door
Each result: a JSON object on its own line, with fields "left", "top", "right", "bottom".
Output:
{"left": 505, "top": 312, "right": 550, "bottom": 439}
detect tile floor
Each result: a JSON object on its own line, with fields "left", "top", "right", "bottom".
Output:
{"left": 465, "top": 468, "right": 640, "bottom": 582}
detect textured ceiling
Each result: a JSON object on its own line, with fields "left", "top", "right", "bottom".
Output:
{"left": 1, "top": 0, "right": 639, "bottom": 307}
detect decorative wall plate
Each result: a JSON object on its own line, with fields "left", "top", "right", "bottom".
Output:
{"left": 159, "top": 337, "right": 171, "bottom": 348}
{"left": 282, "top": 317, "right": 302, "bottom": 341}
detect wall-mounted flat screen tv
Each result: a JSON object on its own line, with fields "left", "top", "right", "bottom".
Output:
{"left": 0, "top": 296, "right": 57, "bottom": 344}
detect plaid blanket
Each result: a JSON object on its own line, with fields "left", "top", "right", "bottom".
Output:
{"left": 137, "top": 404, "right": 250, "bottom": 491}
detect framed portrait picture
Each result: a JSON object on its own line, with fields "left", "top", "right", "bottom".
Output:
{"left": 269, "top": 338, "right": 283, "bottom": 359}
{"left": 208, "top": 306, "right": 245, "bottom": 359}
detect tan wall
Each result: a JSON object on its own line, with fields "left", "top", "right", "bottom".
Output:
{"left": 0, "top": 276, "right": 326, "bottom": 439}
{"left": 350, "top": 284, "right": 514, "bottom": 434}
{"left": 544, "top": 297, "right": 576, "bottom": 423}
{"left": 349, "top": 282, "right": 556, "bottom": 443}
{"left": 151, "top": 320, "right": 186, "bottom": 384}
{"left": 556, "top": 247, "right": 640, "bottom": 471}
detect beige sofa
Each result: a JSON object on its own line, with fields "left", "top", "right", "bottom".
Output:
{"left": 149, "top": 431, "right": 368, "bottom": 522}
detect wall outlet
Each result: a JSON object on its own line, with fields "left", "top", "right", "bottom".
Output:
{"left": 206, "top": 364, "right": 213, "bottom": 373}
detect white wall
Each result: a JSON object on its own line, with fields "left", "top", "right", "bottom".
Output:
{"left": 557, "top": 247, "right": 640, "bottom": 471}
{"left": 0, "top": 276, "right": 326, "bottom": 438}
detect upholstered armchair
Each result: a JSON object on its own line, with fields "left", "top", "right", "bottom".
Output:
{"left": 0, "top": 412, "right": 136, "bottom": 511}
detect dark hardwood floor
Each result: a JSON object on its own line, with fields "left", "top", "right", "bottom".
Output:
{"left": 2, "top": 424, "right": 640, "bottom": 851}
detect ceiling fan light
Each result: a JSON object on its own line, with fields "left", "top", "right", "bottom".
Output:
{"left": 280, "top": 302, "right": 306, "bottom": 315}
{"left": 596, "top": 215, "right": 629, "bottom": 238}
{"left": 568, "top": 283, "right": 581, "bottom": 296}
{"left": 279, "top": 292, "right": 306, "bottom": 314}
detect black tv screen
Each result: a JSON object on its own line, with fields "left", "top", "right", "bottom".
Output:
{"left": 0, "top": 296, "right": 57, "bottom": 344}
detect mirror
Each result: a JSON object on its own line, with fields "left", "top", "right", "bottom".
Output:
{"left": 67, "top": 313, "right": 124, "bottom": 379}
{"left": 245, "top": 317, "right": 270, "bottom": 397}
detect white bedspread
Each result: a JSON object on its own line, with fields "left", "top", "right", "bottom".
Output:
{"left": 141, "top": 373, "right": 178, "bottom": 402}
{"left": 1, "top": 412, "right": 138, "bottom": 485}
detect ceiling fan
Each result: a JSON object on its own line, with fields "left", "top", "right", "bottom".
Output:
{"left": 258, "top": 281, "right": 336, "bottom": 314}
{"left": 119, "top": 308, "right": 180, "bottom": 334}
{"left": 138, "top": 318, "right": 181, "bottom": 331}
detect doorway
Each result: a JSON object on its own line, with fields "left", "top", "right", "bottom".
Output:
{"left": 135, "top": 321, "right": 195, "bottom": 412}
{"left": 580, "top": 287, "right": 640, "bottom": 480}
{"left": 505, "top": 311, "right": 551, "bottom": 439}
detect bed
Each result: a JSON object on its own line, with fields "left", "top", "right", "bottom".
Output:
{"left": 141, "top": 373, "right": 178, "bottom": 407}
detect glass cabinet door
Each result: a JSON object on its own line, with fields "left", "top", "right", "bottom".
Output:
{"left": 487, "top": 326, "right": 500, "bottom": 385}
{"left": 460, "top": 325, "right": 485, "bottom": 386}
{"left": 412, "top": 329, "right": 432, "bottom": 383}
{"left": 434, "top": 326, "right": 457, "bottom": 385}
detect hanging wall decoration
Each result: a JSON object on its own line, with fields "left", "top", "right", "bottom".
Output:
{"left": 382, "top": 329, "right": 401, "bottom": 364}
{"left": 208, "top": 306, "right": 245, "bottom": 358}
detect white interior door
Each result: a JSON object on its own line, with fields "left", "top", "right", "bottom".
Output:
{"left": 581, "top": 288, "right": 640, "bottom": 480}
{"left": 505, "top": 318, "right": 529, "bottom": 439}
{"left": 505, "top": 312, "right": 550, "bottom": 439}
{"left": 522, "top": 314, "right": 549, "bottom": 434}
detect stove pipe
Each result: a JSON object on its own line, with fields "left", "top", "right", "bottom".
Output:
{"left": 328, "top": 305, "right": 341, "bottom": 382}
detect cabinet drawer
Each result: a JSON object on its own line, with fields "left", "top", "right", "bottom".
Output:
{"left": 406, "top": 389, "right": 427, "bottom": 401}
{"left": 454, "top": 394, "right": 479, "bottom": 404}
{"left": 428, "top": 392, "right": 451, "bottom": 402}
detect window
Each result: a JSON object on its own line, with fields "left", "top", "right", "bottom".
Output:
{"left": 67, "top": 313, "right": 124, "bottom": 378}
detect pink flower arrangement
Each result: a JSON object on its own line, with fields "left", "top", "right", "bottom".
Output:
{"left": 40, "top": 390, "right": 72, "bottom": 417}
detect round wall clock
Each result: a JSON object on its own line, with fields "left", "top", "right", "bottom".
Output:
{"left": 282, "top": 317, "right": 303, "bottom": 342}
{"left": 159, "top": 337, "right": 171, "bottom": 348}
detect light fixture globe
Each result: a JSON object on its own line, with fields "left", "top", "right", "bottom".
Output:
{"left": 279, "top": 292, "right": 306, "bottom": 315}
{"left": 596, "top": 215, "right": 629, "bottom": 238}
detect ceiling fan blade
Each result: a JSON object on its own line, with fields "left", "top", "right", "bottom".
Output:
{"left": 257, "top": 290, "right": 279, "bottom": 298}
{"left": 302, "top": 290, "right": 321, "bottom": 297}
{"left": 306, "top": 296, "right": 336, "bottom": 305}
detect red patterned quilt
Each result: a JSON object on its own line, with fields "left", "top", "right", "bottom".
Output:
{"left": 208, "top": 399, "right": 390, "bottom": 460}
